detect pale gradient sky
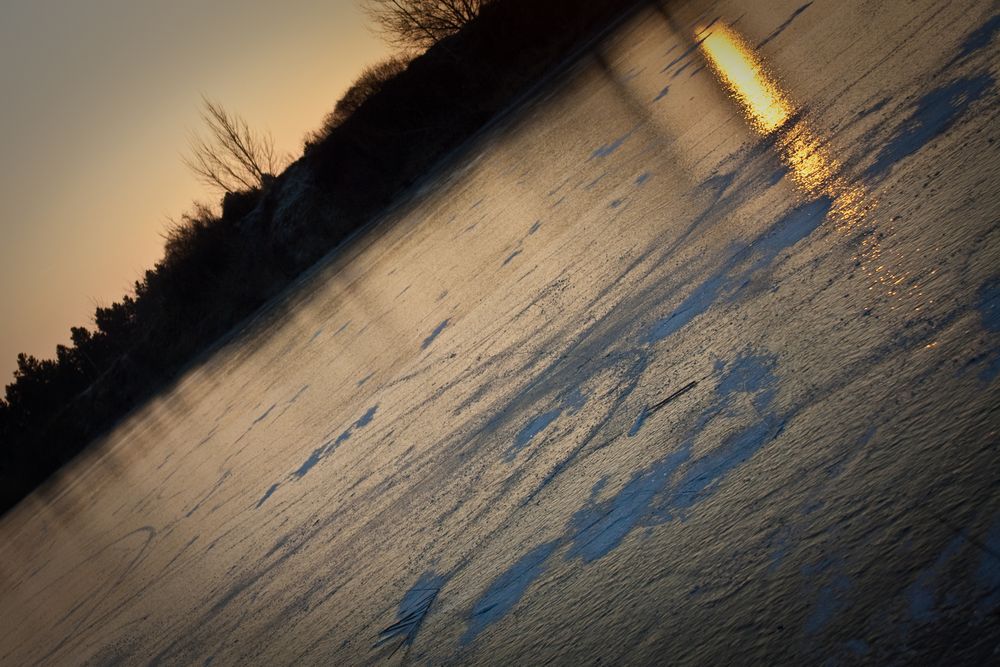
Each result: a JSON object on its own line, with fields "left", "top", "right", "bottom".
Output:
{"left": 0, "top": 0, "right": 390, "bottom": 382}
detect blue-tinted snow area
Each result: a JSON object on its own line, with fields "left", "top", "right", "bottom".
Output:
{"left": 376, "top": 571, "right": 446, "bottom": 651}
{"left": 255, "top": 405, "right": 379, "bottom": 508}
{"left": 945, "top": 14, "right": 1000, "bottom": 68}
{"left": 505, "top": 389, "right": 589, "bottom": 461}
{"left": 464, "top": 350, "right": 788, "bottom": 642}
{"left": 566, "top": 351, "right": 782, "bottom": 561}
{"left": 461, "top": 541, "right": 559, "bottom": 644}
{"left": 422, "top": 319, "right": 451, "bottom": 349}
{"left": 294, "top": 404, "right": 379, "bottom": 479}
{"left": 865, "top": 75, "right": 993, "bottom": 178}
{"left": 965, "top": 277, "right": 1000, "bottom": 382}
{"left": 648, "top": 198, "right": 831, "bottom": 343}
{"left": 589, "top": 129, "right": 635, "bottom": 160}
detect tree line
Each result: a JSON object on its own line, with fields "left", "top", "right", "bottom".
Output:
{"left": 0, "top": 0, "right": 640, "bottom": 514}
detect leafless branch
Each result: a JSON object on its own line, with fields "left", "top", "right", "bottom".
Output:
{"left": 184, "top": 98, "right": 288, "bottom": 194}
{"left": 362, "top": 0, "right": 493, "bottom": 50}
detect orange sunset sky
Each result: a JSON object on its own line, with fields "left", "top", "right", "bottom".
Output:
{"left": 0, "top": 0, "right": 390, "bottom": 382}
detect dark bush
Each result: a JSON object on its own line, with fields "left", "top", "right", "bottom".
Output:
{"left": 307, "top": 56, "right": 411, "bottom": 148}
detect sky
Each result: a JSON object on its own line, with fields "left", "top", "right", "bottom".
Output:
{"left": 0, "top": 0, "right": 390, "bottom": 382}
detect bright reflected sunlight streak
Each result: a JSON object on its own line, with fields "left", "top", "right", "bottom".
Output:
{"left": 697, "top": 22, "right": 913, "bottom": 302}
{"left": 698, "top": 23, "right": 791, "bottom": 133}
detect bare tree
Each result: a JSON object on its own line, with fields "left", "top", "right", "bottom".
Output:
{"left": 184, "top": 98, "right": 288, "bottom": 194}
{"left": 362, "top": 0, "right": 492, "bottom": 50}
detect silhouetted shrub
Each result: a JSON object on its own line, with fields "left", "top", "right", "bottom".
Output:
{"left": 306, "top": 56, "right": 411, "bottom": 149}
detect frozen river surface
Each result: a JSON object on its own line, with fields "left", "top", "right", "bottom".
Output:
{"left": 2, "top": 0, "right": 1000, "bottom": 664}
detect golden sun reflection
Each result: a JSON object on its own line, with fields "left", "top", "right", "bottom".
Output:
{"left": 698, "top": 22, "right": 909, "bottom": 300}
{"left": 699, "top": 24, "right": 792, "bottom": 133}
